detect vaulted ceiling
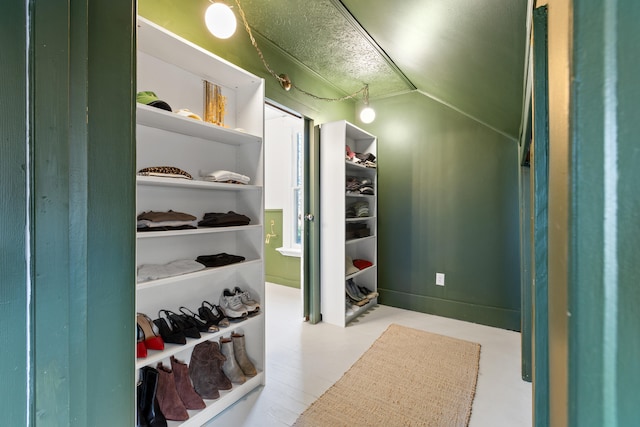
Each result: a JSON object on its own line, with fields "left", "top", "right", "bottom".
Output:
{"left": 236, "top": 0, "right": 529, "bottom": 139}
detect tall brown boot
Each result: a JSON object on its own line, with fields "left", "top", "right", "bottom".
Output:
{"left": 232, "top": 332, "right": 257, "bottom": 377}
{"left": 156, "top": 362, "right": 189, "bottom": 421}
{"left": 189, "top": 342, "right": 220, "bottom": 399}
{"left": 170, "top": 356, "right": 205, "bottom": 410}
{"left": 207, "top": 341, "right": 233, "bottom": 391}
{"left": 220, "top": 337, "right": 246, "bottom": 384}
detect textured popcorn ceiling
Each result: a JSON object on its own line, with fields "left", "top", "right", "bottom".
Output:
{"left": 236, "top": 0, "right": 412, "bottom": 98}
{"left": 236, "top": 0, "right": 528, "bottom": 139}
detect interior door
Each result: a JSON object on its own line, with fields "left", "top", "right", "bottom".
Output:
{"left": 303, "top": 120, "right": 321, "bottom": 323}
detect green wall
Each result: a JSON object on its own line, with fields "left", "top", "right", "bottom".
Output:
{"left": 362, "top": 92, "right": 521, "bottom": 330}
{"left": 265, "top": 210, "right": 301, "bottom": 288}
{"left": 140, "top": 0, "right": 521, "bottom": 330}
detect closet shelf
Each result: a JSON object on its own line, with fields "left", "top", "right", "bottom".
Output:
{"left": 137, "top": 104, "right": 262, "bottom": 146}
{"left": 345, "top": 297, "right": 378, "bottom": 324}
{"left": 166, "top": 373, "right": 265, "bottom": 427}
{"left": 345, "top": 193, "right": 375, "bottom": 199}
{"left": 345, "top": 161, "right": 376, "bottom": 171}
{"left": 136, "top": 224, "right": 261, "bottom": 239}
{"left": 345, "top": 264, "right": 377, "bottom": 280}
{"left": 345, "top": 235, "right": 376, "bottom": 245}
{"left": 345, "top": 216, "right": 376, "bottom": 222}
{"left": 137, "top": 175, "right": 262, "bottom": 191}
{"left": 136, "top": 259, "right": 262, "bottom": 291}
{"left": 135, "top": 313, "right": 263, "bottom": 370}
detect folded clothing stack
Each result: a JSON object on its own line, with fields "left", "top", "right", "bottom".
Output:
{"left": 137, "top": 259, "right": 205, "bottom": 283}
{"left": 346, "top": 201, "right": 370, "bottom": 218}
{"left": 201, "top": 170, "right": 250, "bottom": 185}
{"left": 345, "top": 145, "right": 377, "bottom": 168}
{"left": 198, "top": 211, "right": 251, "bottom": 227}
{"left": 137, "top": 210, "right": 198, "bottom": 231}
{"left": 345, "top": 176, "right": 374, "bottom": 195}
{"left": 346, "top": 222, "right": 370, "bottom": 240}
{"left": 195, "top": 253, "right": 246, "bottom": 268}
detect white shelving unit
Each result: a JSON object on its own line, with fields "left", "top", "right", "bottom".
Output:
{"left": 320, "top": 120, "right": 378, "bottom": 327}
{"left": 135, "top": 17, "right": 265, "bottom": 426}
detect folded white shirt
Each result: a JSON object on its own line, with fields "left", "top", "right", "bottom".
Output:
{"left": 137, "top": 259, "right": 206, "bottom": 282}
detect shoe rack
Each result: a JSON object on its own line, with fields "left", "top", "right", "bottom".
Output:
{"left": 135, "top": 17, "right": 265, "bottom": 426}
{"left": 319, "top": 120, "right": 378, "bottom": 327}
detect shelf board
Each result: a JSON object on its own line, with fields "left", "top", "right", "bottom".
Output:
{"left": 135, "top": 313, "right": 263, "bottom": 370}
{"left": 345, "top": 264, "right": 376, "bottom": 280}
{"left": 137, "top": 104, "right": 261, "bottom": 145}
{"left": 137, "top": 224, "right": 261, "bottom": 239}
{"left": 346, "top": 297, "right": 378, "bottom": 325}
{"left": 345, "top": 216, "right": 376, "bottom": 222}
{"left": 166, "top": 373, "right": 265, "bottom": 427}
{"left": 345, "top": 235, "right": 376, "bottom": 245}
{"left": 137, "top": 259, "right": 262, "bottom": 291}
{"left": 345, "top": 192, "right": 375, "bottom": 199}
{"left": 137, "top": 175, "right": 262, "bottom": 191}
{"left": 345, "top": 160, "right": 377, "bottom": 171}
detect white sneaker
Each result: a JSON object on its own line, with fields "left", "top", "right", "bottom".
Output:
{"left": 233, "top": 286, "right": 260, "bottom": 315}
{"left": 219, "top": 288, "right": 248, "bottom": 320}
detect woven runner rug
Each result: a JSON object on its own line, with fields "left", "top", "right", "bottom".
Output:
{"left": 293, "top": 324, "right": 481, "bottom": 427}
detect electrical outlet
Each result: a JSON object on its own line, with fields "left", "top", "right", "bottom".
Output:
{"left": 435, "top": 273, "right": 445, "bottom": 286}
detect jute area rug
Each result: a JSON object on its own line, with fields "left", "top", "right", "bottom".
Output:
{"left": 293, "top": 324, "right": 481, "bottom": 427}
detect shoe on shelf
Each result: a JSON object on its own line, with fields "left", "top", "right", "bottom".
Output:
{"left": 219, "top": 337, "right": 246, "bottom": 384}
{"left": 160, "top": 309, "right": 201, "bottom": 339}
{"left": 153, "top": 312, "right": 187, "bottom": 345}
{"left": 232, "top": 332, "right": 257, "bottom": 377}
{"left": 155, "top": 362, "right": 189, "bottom": 421}
{"left": 136, "top": 324, "right": 148, "bottom": 359}
{"left": 345, "top": 279, "right": 365, "bottom": 302}
{"left": 137, "top": 312, "right": 165, "bottom": 351}
{"left": 233, "top": 286, "right": 260, "bottom": 315}
{"left": 199, "top": 301, "right": 230, "bottom": 328}
{"left": 179, "top": 306, "right": 219, "bottom": 333}
{"left": 219, "top": 288, "right": 248, "bottom": 321}
{"left": 358, "top": 285, "right": 378, "bottom": 300}
{"left": 138, "top": 366, "right": 167, "bottom": 427}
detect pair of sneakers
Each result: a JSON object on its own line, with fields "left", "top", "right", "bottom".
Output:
{"left": 219, "top": 287, "right": 260, "bottom": 321}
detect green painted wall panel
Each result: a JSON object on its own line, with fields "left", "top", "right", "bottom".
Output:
{"left": 0, "top": 1, "right": 28, "bottom": 425}
{"left": 265, "top": 210, "right": 301, "bottom": 288}
{"left": 362, "top": 92, "right": 521, "bottom": 331}
{"left": 614, "top": 3, "right": 640, "bottom": 423}
{"left": 84, "top": 1, "right": 137, "bottom": 425}
{"left": 532, "top": 6, "right": 550, "bottom": 426}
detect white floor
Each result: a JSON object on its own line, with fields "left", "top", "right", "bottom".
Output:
{"left": 205, "top": 283, "right": 532, "bottom": 427}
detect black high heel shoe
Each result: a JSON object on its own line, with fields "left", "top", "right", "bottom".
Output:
{"left": 179, "top": 306, "right": 218, "bottom": 333}
{"left": 161, "top": 309, "right": 201, "bottom": 339}
{"left": 199, "top": 300, "right": 230, "bottom": 328}
{"left": 153, "top": 311, "right": 187, "bottom": 345}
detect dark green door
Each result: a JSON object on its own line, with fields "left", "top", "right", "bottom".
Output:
{"left": 303, "top": 120, "right": 321, "bottom": 323}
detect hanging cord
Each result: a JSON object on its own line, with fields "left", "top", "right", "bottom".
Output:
{"left": 232, "top": 0, "right": 369, "bottom": 102}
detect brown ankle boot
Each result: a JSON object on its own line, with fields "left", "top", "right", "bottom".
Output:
{"left": 156, "top": 362, "right": 189, "bottom": 421}
{"left": 232, "top": 332, "right": 257, "bottom": 377}
{"left": 189, "top": 342, "right": 220, "bottom": 399}
{"left": 207, "top": 341, "right": 233, "bottom": 391}
{"left": 170, "top": 356, "right": 205, "bottom": 410}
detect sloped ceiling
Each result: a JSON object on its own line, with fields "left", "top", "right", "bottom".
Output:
{"left": 237, "top": 0, "right": 528, "bottom": 139}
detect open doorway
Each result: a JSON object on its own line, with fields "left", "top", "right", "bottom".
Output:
{"left": 263, "top": 102, "right": 305, "bottom": 295}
